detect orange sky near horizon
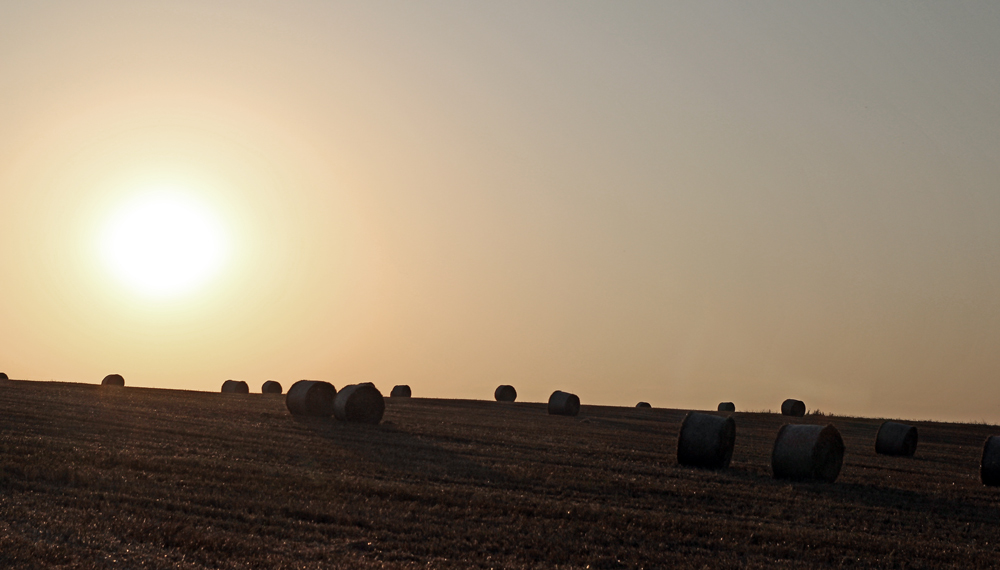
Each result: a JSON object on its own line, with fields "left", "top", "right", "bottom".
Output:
{"left": 2, "top": 2, "right": 1000, "bottom": 423}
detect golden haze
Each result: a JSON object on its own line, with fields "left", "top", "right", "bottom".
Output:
{"left": 2, "top": 2, "right": 1000, "bottom": 422}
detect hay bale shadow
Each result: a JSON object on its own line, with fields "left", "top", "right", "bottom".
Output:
{"left": 290, "top": 416, "right": 510, "bottom": 484}
{"left": 805, "top": 481, "right": 1000, "bottom": 524}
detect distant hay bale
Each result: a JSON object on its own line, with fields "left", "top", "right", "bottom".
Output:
{"left": 102, "top": 374, "right": 125, "bottom": 387}
{"left": 875, "top": 421, "right": 918, "bottom": 457}
{"left": 677, "top": 411, "right": 736, "bottom": 470}
{"left": 718, "top": 402, "right": 736, "bottom": 412}
{"left": 261, "top": 380, "right": 283, "bottom": 394}
{"left": 285, "top": 380, "right": 337, "bottom": 417}
{"left": 771, "top": 424, "right": 844, "bottom": 482}
{"left": 781, "top": 399, "right": 806, "bottom": 417}
{"left": 0, "top": 372, "right": 8, "bottom": 380}
{"left": 981, "top": 436, "right": 1000, "bottom": 486}
{"left": 494, "top": 385, "right": 517, "bottom": 402}
{"left": 636, "top": 402, "right": 652, "bottom": 408}
{"left": 548, "top": 390, "right": 581, "bottom": 417}
{"left": 390, "top": 385, "right": 411, "bottom": 398}
{"left": 221, "top": 380, "right": 249, "bottom": 394}
{"left": 334, "top": 383, "right": 385, "bottom": 424}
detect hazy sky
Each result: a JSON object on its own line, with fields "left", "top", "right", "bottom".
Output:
{"left": 2, "top": 1, "right": 1000, "bottom": 422}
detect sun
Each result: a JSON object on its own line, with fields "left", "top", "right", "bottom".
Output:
{"left": 100, "top": 190, "right": 229, "bottom": 298}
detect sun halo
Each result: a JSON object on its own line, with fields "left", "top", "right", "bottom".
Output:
{"left": 99, "top": 190, "right": 230, "bottom": 299}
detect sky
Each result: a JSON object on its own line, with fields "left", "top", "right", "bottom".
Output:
{"left": 2, "top": 1, "right": 1000, "bottom": 423}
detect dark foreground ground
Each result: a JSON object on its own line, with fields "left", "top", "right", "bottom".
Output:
{"left": 2, "top": 380, "right": 999, "bottom": 569}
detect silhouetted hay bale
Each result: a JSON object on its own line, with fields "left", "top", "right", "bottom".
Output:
{"left": 718, "top": 402, "right": 736, "bottom": 412}
{"left": 771, "top": 424, "right": 844, "bottom": 482}
{"left": 677, "top": 411, "right": 736, "bottom": 470}
{"left": 494, "top": 385, "right": 517, "bottom": 402}
{"left": 390, "top": 385, "right": 411, "bottom": 398}
{"left": 875, "top": 421, "right": 918, "bottom": 457}
{"left": 261, "top": 380, "right": 283, "bottom": 394}
{"left": 285, "top": 380, "right": 337, "bottom": 417}
{"left": 781, "top": 399, "right": 806, "bottom": 417}
{"left": 102, "top": 374, "right": 125, "bottom": 387}
{"left": 0, "top": 372, "right": 8, "bottom": 380}
{"left": 334, "top": 382, "right": 385, "bottom": 424}
{"left": 548, "top": 390, "right": 580, "bottom": 416}
{"left": 221, "top": 380, "right": 249, "bottom": 394}
{"left": 981, "top": 436, "right": 1000, "bottom": 486}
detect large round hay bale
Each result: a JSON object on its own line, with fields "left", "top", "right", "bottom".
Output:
{"left": 780, "top": 399, "right": 806, "bottom": 417}
{"left": 221, "top": 380, "right": 249, "bottom": 394}
{"left": 981, "top": 436, "right": 1000, "bottom": 486}
{"left": 771, "top": 424, "right": 844, "bottom": 482}
{"left": 0, "top": 372, "right": 9, "bottom": 380}
{"left": 636, "top": 401, "right": 652, "bottom": 408}
{"left": 334, "top": 382, "right": 385, "bottom": 424}
{"left": 102, "top": 374, "right": 125, "bottom": 387}
{"left": 548, "top": 390, "right": 580, "bottom": 416}
{"left": 390, "top": 385, "right": 411, "bottom": 398}
{"left": 495, "top": 385, "right": 517, "bottom": 402}
{"left": 875, "top": 421, "right": 917, "bottom": 457}
{"left": 677, "top": 411, "right": 736, "bottom": 470}
{"left": 285, "top": 380, "right": 337, "bottom": 417}
{"left": 718, "top": 402, "right": 736, "bottom": 412}
{"left": 261, "top": 380, "right": 283, "bottom": 394}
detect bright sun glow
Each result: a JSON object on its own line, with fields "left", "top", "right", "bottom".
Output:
{"left": 100, "top": 191, "right": 229, "bottom": 298}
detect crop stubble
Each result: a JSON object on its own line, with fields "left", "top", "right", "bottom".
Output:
{"left": 1, "top": 381, "right": 999, "bottom": 569}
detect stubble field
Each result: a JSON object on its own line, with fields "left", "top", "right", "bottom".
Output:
{"left": 1, "top": 379, "right": 999, "bottom": 569}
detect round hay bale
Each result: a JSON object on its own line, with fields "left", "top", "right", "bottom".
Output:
{"left": 102, "top": 374, "right": 125, "bottom": 387}
{"left": 875, "top": 421, "right": 917, "bottom": 457}
{"left": 0, "top": 372, "right": 9, "bottom": 380}
{"left": 771, "top": 424, "right": 844, "bottom": 482}
{"left": 718, "top": 402, "right": 736, "bottom": 412}
{"left": 677, "top": 411, "right": 736, "bottom": 470}
{"left": 285, "top": 380, "right": 337, "bottom": 417}
{"left": 494, "top": 385, "right": 517, "bottom": 402}
{"left": 780, "top": 399, "right": 806, "bottom": 417}
{"left": 548, "top": 390, "right": 580, "bottom": 416}
{"left": 221, "top": 380, "right": 249, "bottom": 394}
{"left": 636, "top": 401, "right": 652, "bottom": 408}
{"left": 334, "top": 382, "right": 385, "bottom": 424}
{"left": 261, "top": 380, "right": 283, "bottom": 394}
{"left": 981, "top": 436, "right": 1000, "bottom": 486}
{"left": 390, "top": 385, "right": 411, "bottom": 398}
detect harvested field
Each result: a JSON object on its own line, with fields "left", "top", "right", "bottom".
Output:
{"left": 1, "top": 380, "right": 999, "bottom": 569}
